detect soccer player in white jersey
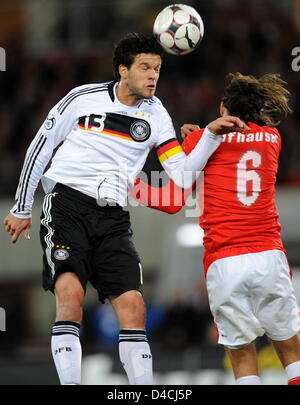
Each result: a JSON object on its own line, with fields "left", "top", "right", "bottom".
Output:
{"left": 3, "top": 33, "right": 248, "bottom": 385}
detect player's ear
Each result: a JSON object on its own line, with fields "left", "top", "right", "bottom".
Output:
{"left": 118, "top": 65, "right": 128, "bottom": 80}
{"left": 220, "top": 101, "right": 225, "bottom": 117}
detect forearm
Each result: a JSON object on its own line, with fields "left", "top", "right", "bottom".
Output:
{"left": 130, "top": 177, "right": 193, "bottom": 214}
{"left": 164, "top": 127, "right": 222, "bottom": 188}
{"left": 11, "top": 134, "right": 52, "bottom": 218}
{"left": 183, "top": 127, "right": 222, "bottom": 172}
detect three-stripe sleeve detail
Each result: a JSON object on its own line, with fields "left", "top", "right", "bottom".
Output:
{"left": 17, "top": 134, "right": 47, "bottom": 211}
{"left": 57, "top": 85, "right": 108, "bottom": 115}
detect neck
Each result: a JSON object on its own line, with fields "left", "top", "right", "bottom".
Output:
{"left": 115, "top": 82, "right": 141, "bottom": 106}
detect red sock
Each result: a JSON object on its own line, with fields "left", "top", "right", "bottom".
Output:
{"left": 288, "top": 376, "right": 300, "bottom": 385}
{"left": 286, "top": 361, "right": 300, "bottom": 385}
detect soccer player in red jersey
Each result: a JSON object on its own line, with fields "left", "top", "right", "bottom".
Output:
{"left": 131, "top": 73, "right": 300, "bottom": 385}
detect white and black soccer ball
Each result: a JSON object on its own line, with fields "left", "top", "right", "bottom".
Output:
{"left": 153, "top": 4, "right": 204, "bottom": 55}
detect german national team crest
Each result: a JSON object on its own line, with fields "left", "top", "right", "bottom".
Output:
{"left": 54, "top": 248, "right": 69, "bottom": 261}
{"left": 130, "top": 120, "right": 151, "bottom": 142}
{"left": 44, "top": 115, "right": 56, "bottom": 130}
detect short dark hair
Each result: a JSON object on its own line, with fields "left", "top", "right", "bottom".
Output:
{"left": 222, "top": 72, "right": 292, "bottom": 127}
{"left": 112, "top": 32, "right": 164, "bottom": 80}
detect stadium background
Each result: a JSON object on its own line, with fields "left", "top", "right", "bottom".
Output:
{"left": 0, "top": 0, "right": 300, "bottom": 385}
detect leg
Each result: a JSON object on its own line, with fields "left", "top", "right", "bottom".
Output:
{"left": 205, "top": 256, "right": 264, "bottom": 385}
{"left": 271, "top": 333, "right": 300, "bottom": 367}
{"left": 226, "top": 342, "right": 262, "bottom": 385}
{"left": 110, "top": 289, "right": 146, "bottom": 329}
{"left": 110, "top": 290, "right": 153, "bottom": 385}
{"left": 51, "top": 272, "right": 85, "bottom": 385}
{"left": 54, "top": 271, "right": 85, "bottom": 322}
{"left": 272, "top": 333, "right": 300, "bottom": 384}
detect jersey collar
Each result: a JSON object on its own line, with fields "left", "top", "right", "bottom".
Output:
{"left": 108, "top": 80, "right": 117, "bottom": 102}
{"left": 109, "top": 80, "right": 144, "bottom": 108}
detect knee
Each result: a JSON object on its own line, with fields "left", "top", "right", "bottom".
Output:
{"left": 54, "top": 272, "right": 84, "bottom": 322}
{"left": 123, "top": 291, "right": 146, "bottom": 321}
{"left": 111, "top": 290, "right": 147, "bottom": 329}
{"left": 130, "top": 294, "right": 147, "bottom": 320}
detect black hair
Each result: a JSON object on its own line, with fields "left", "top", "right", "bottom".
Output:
{"left": 112, "top": 32, "right": 164, "bottom": 80}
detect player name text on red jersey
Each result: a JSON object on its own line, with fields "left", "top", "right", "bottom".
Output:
{"left": 222, "top": 132, "right": 278, "bottom": 143}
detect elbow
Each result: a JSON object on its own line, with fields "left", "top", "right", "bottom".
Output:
{"left": 164, "top": 205, "right": 183, "bottom": 214}
{"left": 148, "top": 204, "right": 183, "bottom": 214}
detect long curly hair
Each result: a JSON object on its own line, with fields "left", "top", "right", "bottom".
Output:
{"left": 221, "top": 72, "right": 293, "bottom": 127}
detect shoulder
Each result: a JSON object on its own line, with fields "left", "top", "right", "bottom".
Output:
{"left": 248, "top": 122, "right": 280, "bottom": 136}
{"left": 262, "top": 125, "right": 281, "bottom": 140}
{"left": 247, "top": 121, "right": 282, "bottom": 147}
{"left": 67, "top": 82, "right": 111, "bottom": 94}
{"left": 142, "top": 95, "right": 167, "bottom": 113}
{"left": 56, "top": 82, "right": 111, "bottom": 114}
{"left": 182, "top": 129, "right": 205, "bottom": 154}
{"left": 142, "top": 96, "right": 173, "bottom": 127}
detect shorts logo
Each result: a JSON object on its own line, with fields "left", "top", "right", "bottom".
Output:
{"left": 130, "top": 120, "right": 151, "bottom": 142}
{"left": 44, "top": 116, "right": 56, "bottom": 130}
{"left": 54, "top": 248, "right": 69, "bottom": 261}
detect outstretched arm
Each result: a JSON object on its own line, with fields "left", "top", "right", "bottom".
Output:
{"left": 132, "top": 116, "right": 249, "bottom": 214}
{"left": 158, "top": 116, "right": 249, "bottom": 189}
{"left": 130, "top": 125, "right": 204, "bottom": 214}
{"left": 130, "top": 176, "right": 194, "bottom": 214}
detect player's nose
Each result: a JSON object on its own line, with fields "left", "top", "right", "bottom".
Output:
{"left": 149, "top": 68, "right": 159, "bottom": 80}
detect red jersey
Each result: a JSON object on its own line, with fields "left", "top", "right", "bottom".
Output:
{"left": 183, "top": 122, "right": 285, "bottom": 274}
{"left": 131, "top": 122, "right": 285, "bottom": 276}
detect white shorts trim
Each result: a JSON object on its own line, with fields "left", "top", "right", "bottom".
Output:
{"left": 206, "top": 250, "right": 300, "bottom": 348}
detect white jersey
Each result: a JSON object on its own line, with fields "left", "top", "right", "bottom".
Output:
{"left": 11, "top": 81, "right": 222, "bottom": 218}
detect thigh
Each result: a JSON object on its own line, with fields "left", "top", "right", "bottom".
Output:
{"left": 40, "top": 191, "right": 92, "bottom": 293}
{"left": 90, "top": 211, "right": 143, "bottom": 303}
{"left": 252, "top": 250, "right": 300, "bottom": 341}
{"left": 206, "top": 255, "right": 264, "bottom": 348}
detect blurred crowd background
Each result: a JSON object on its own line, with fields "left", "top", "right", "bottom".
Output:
{"left": 0, "top": 0, "right": 300, "bottom": 385}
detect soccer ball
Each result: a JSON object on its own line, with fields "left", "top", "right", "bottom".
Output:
{"left": 153, "top": 4, "right": 204, "bottom": 55}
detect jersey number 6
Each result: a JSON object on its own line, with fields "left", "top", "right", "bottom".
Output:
{"left": 237, "top": 150, "right": 262, "bottom": 207}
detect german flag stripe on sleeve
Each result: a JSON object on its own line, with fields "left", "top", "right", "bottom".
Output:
{"left": 157, "top": 139, "right": 184, "bottom": 164}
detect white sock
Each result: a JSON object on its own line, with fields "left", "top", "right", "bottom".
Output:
{"left": 119, "top": 329, "right": 153, "bottom": 385}
{"left": 236, "top": 375, "right": 262, "bottom": 385}
{"left": 285, "top": 360, "right": 300, "bottom": 385}
{"left": 51, "top": 321, "right": 82, "bottom": 385}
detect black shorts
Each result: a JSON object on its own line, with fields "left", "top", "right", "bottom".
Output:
{"left": 40, "top": 183, "right": 143, "bottom": 303}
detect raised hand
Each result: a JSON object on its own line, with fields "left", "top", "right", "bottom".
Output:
{"left": 180, "top": 123, "right": 200, "bottom": 139}
{"left": 207, "top": 116, "right": 250, "bottom": 135}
